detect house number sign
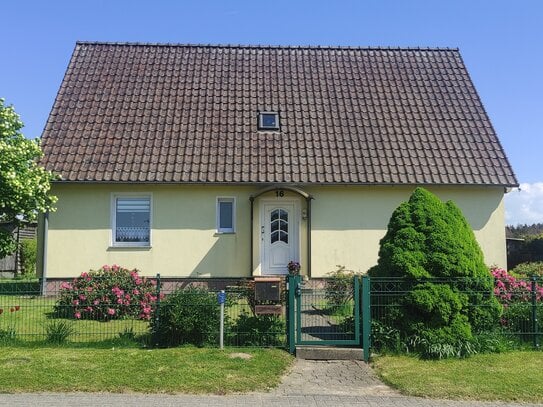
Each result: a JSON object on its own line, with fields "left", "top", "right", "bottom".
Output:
{"left": 275, "top": 190, "right": 285, "bottom": 197}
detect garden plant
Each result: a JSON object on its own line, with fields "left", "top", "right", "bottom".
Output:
{"left": 368, "top": 187, "right": 501, "bottom": 358}
{"left": 54, "top": 265, "right": 158, "bottom": 321}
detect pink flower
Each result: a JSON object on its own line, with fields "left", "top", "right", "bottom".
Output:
{"left": 74, "top": 312, "right": 81, "bottom": 319}
{"left": 107, "top": 308, "right": 116, "bottom": 316}
{"left": 93, "top": 299, "right": 100, "bottom": 305}
{"left": 79, "top": 294, "right": 87, "bottom": 301}
{"left": 132, "top": 289, "right": 140, "bottom": 295}
{"left": 60, "top": 282, "right": 72, "bottom": 290}
{"left": 72, "top": 299, "right": 79, "bottom": 306}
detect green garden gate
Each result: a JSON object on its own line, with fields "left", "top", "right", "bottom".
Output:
{"left": 286, "top": 275, "right": 371, "bottom": 361}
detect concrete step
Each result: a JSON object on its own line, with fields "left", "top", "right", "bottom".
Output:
{"left": 295, "top": 346, "right": 364, "bottom": 360}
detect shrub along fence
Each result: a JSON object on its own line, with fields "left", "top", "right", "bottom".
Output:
{"left": 1, "top": 272, "right": 541, "bottom": 354}
{"left": 370, "top": 275, "right": 542, "bottom": 356}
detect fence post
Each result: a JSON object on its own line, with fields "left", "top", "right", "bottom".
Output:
{"left": 153, "top": 273, "right": 161, "bottom": 347}
{"left": 362, "top": 275, "right": 371, "bottom": 362}
{"left": 531, "top": 276, "right": 539, "bottom": 349}
{"left": 287, "top": 275, "right": 296, "bottom": 354}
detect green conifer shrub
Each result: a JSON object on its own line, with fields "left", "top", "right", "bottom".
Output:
{"left": 368, "top": 188, "right": 501, "bottom": 357}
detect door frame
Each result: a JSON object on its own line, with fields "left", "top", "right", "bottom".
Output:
{"left": 260, "top": 198, "right": 301, "bottom": 275}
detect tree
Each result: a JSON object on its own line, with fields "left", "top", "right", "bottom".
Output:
{"left": 0, "top": 98, "right": 57, "bottom": 257}
{"left": 369, "top": 188, "right": 501, "bottom": 357}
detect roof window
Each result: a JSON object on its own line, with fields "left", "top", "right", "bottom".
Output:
{"left": 258, "top": 112, "right": 280, "bottom": 130}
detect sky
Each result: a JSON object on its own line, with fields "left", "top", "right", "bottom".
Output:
{"left": 1, "top": 0, "right": 542, "bottom": 225}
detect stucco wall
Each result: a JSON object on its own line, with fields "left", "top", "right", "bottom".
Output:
{"left": 40, "top": 184, "right": 506, "bottom": 278}
{"left": 305, "top": 185, "right": 506, "bottom": 276}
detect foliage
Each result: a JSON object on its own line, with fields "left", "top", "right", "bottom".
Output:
{"left": 368, "top": 188, "right": 501, "bottom": 357}
{"left": 511, "top": 261, "right": 543, "bottom": 278}
{"left": 45, "top": 320, "right": 74, "bottom": 344}
{"left": 151, "top": 287, "right": 220, "bottom": 347}
{"left": 0, "top": 326, "right": 16, "bottom": 343}
{"left": 19, "top": 238, "right": 37, "bottom": 277}
{"left": 325, "top": 265, "right": 358, "bottom": 308}
{"left": 229, "top": 312, "right": 285, "bottom": 346}
{"left": 54, "top": 265, "right": 158, "bottom": 321}
{"left": 0, "top": 99, "right": 57, "bottom": 257}
{"left": 491, "top": 267, "right": 543, "bottom": 337}
{"left": 506, "top": 223, "right": 543, "bottom": 238}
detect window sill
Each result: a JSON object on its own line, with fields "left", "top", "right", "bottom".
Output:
{"left": 107, "top": 245, "right": 152, "bottom": 251}
{"left": 215, "top": 231, "right": 236, "bottom": 236}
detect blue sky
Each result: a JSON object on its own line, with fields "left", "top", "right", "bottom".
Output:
{"left": 1, "top": 0, "right": 542, "bottom": 224}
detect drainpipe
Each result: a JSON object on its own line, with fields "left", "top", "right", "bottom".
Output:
{"left": 249, "top": 197, "right": 254, "bottom": 276}
{"left": 306, "top": 197, "right": 312, "bottom": 279}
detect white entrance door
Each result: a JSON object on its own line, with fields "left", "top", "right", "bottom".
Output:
{"left": 261, "top": 201, "right": 299, "bottom": 275}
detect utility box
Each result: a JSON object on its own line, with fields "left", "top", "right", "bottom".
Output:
{"left": 254, "top": 277, "right": 281, "bottom": 302}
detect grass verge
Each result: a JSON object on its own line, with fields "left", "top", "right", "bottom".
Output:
{"left": 0, "top": 346, "right": 292, "bottom": 394}
{"left": 372, "top": 351, "right": 543, "bottom": 403}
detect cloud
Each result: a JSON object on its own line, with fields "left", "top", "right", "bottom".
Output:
{"left": 505, "top": 182, "right": 543, "bottom": 226}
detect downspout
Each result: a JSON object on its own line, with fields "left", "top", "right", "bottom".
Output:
{"left": 41, "top": 211, "right": 49, "bottom": 296}
{"left": 249, "top": 197, "right": 254, "bottom": 276}
{"left": 306, "top": 197, "right": 312, "bottom": 279}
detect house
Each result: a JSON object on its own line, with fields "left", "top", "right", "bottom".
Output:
{"left": 37, "top": 42, "right": 518, "bottom": 279}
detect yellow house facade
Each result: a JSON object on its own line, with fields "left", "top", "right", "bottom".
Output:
{"left": 39, "top": 183, "right": 507, "bottom": 278}
{"left": 37, "top": 43, "right": 518, "bottom": 279}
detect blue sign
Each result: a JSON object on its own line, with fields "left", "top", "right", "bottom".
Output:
{"left": 217, "top": 291, "right": 226, "bottom": 305}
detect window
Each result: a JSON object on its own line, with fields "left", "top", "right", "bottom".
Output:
{"left": 112, "top": 196, "right": 151, "bottom": 246}
{"left": 258, "top": 112, "right": 280, "bottom": 130}
{"left": 217, "top": 197, "right": 235, "bottom": 233}
{"left": 270, "top": 209, "right": 288, "bottom": 244}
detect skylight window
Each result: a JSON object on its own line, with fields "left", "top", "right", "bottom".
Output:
{"left": 258, "top": 112, "right": 280, "bottom": 130}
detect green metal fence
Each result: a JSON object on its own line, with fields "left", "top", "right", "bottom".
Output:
{"left": 1, "top": 274, "right": 541, "bottom": 354}
{"left": 0, "top": 276, "right": 286, "bottom": 347}
{"left": 369, "top": 276, "right": 542, "bottom": 351}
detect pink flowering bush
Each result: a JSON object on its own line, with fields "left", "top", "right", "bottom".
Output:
{"left": 491, "top": 266, "right": 543, "bottom": 335}
{"left": 54, "top": 265, "right": 159, "bottom": 321}
{"left": 491, "top": 267, "right": 543, "bottom": 304}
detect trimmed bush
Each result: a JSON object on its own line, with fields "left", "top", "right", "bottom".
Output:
{"left": 54, "top": 265, "right": 157, "bottom": 321}
{"left": 19, "top": 238, "right": 37, "bottom": 277}
{"left": 511, "top": 261, "right": 543, "bottom": 278}
{"left": 151, "top": 287, "right": 220, "bottom": 347}
{"left": 325, "top": 265, "right": 358, "bottom": 308}
{"left": 229, "top": 312, "right": 285, "bottom": 346}
{"left": 368, "top": 188, "right": 501, "bottom": 358}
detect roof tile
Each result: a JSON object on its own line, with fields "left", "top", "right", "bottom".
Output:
{"left": 41, "top": 42, "right": 517, "bottom": 186}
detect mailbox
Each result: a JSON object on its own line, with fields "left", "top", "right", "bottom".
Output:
{"left": 254, "top": 277, "right": 281, "bottom": 302}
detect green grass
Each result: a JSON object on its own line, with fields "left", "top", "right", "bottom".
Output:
{"left": 0, "top": 295, "right": 149, "bottom": 342}
{"left": 372, "top": 352, "right": 543, "bottom": 403}
{"left": 0, "top": 346, "right": 292, "bottom": 394}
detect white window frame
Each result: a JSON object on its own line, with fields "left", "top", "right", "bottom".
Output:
{"left": 258, "top": 111, "right": 280, "bottom": 130}
{"left": 110, "top": 193, "right": 152, "bottom": 247}
{"left": 216, "top": 197, "right": 236, "bottom": 234}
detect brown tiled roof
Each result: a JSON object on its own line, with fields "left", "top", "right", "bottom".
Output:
{"left": 41, "top": 42, "right": 518, "bottom": 186}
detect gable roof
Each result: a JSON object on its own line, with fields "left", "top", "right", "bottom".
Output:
{"left": 41, "top": 42, "right": 517, "bottom": 186}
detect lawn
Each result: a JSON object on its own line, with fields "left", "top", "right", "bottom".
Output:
{"left": 0, "top": 346, "right": 292, "bottom": 394}
{"left": 0, "top": 295, "right": 149, "bottom": 342}
{"left": 372, "top": 351, "right": 543, "bottom": 403}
